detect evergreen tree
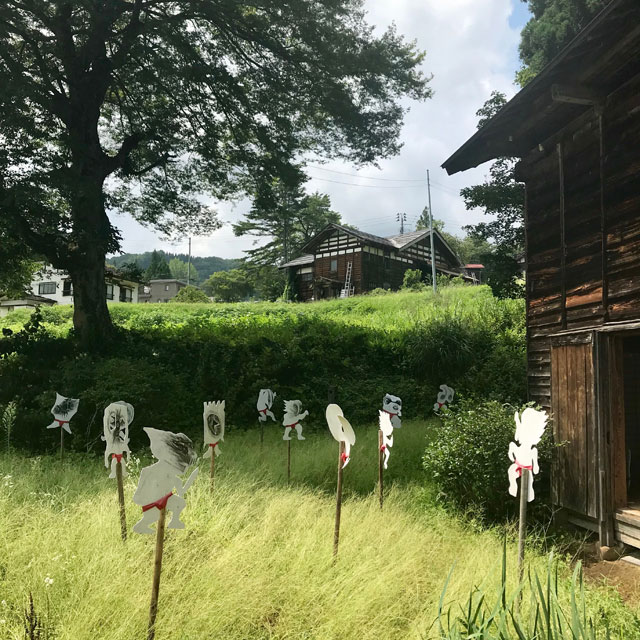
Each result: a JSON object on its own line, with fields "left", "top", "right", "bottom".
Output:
{"left": 144, "top": 251, "right": 171, "bottom": 281}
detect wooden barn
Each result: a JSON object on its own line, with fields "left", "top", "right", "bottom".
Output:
{"left": 443, "top": 0, "right": 640, "bottom": 550}
{"left": 280, "top": 223, "right": 465, "bottom": 301}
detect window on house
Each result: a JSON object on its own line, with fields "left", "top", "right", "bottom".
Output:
{"left": 330, "top": 259, "right": 338, "bottom": 272}
{"left": 62, "top": 280, "right": 73, "bottom": 297}
{"left": 301, "top": 272, "right": 313, "bottom": 282}
{"left": 165, "top": 284, "right": 170, "bottom": 291}
{"left": 119, "top": 287, "right": 133, "bottom": 302}
{"left": 39, "top": 282, "right": 56, "bottom": 295}
{"left": 105, "top": 283, "right": 114, "bottom": 300}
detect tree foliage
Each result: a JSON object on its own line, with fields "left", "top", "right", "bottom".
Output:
{"left": 0, "top": 233, "right": 38, "bottom": 297}
{"left": 168, "top": 258, "right": 199, "bottom": 284}
{"left": 234, "top": 181, "right": 341, "bottom": 266}
{"left": 144, "top": 250, "right": 171, "bottom": 281}
{"left": 170, "top": 285, "right": 210, "bottom": 304}
{"left": 517, "top": 0, "right": 610, "bottom": 86}
{"left": 0, "top": 0, "right": 430, "bottom": 345}
{"left": 203, "top": 269, "right": 254, "bottom": 302}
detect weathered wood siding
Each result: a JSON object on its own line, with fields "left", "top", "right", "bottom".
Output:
{"left": 523, "top": 71, "right": 640, "bottom": 413}
{"left": 314, "top": 250, "right": 363, "bottom": 298}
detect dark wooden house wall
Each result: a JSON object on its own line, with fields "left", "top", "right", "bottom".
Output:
{"left": 523, "top": 71, "right": 640, "bottom": 413}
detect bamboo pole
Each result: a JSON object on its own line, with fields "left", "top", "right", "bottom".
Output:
{"left": 517, "top": 469, "right": 529, "bottom": 584}
{"left": 333, "top": 441, "right": 345, "bottom": 559}
{"left": 147, "top": 507, "right": 167, "bottom": 640}
{"left": 115, "top": 459, "right": 127, "bottom": 542}
{"left": 60, "top": 426, "right": 64, "bottom": 462}
{"left": 378, "top": 430, "right": 384, "bottom": 510}
{"left": 287, "top": 439, "right": 291, "bottom": 485}
{"left": 209, "top": 448, "right": 215, "bottom": 492}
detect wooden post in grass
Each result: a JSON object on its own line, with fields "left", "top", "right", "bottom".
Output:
{"left": 60, "top": 426, "right": 64, "bottom": 462}
{"left": 378, "top": 430, "right": 384, "bottom": 510}
{"left": 209, "top": 447, "right": 216, "bottom": 492}
{"left": 147, "top": 506, "right": 167, "bottom": 640}
{"left": 517, "top": 469, "right": 529, "bottom": 584}
{"left": 333, "top": 440, "right": 345, "bottom": 559}
{"left": 115, "top": 457, "right": 127, "bottom": 542}
{"left": 287, "top": 439, "right": 291, "bottom": 485}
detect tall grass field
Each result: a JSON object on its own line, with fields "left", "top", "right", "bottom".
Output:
{"left": 1, "top": 422, "right": 637, "bottom": 639}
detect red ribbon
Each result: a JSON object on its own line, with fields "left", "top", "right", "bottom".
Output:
{"left": 515, "top": 461, "right": 533, "bottom": 478}
{"left": 383, "top": 410, "right": 397, "bottom": 417}
{"left": 142, "top": 492, "right": 173, "bottom": 513}
{"left": 380, "top": 445, "right": 386, "bottom": 452}
{"left": 209, "top": 442, "right": 219, "bottom": 449}
{"left": 437, "top": 402, "right": 444, "bottom": 409}
{"left": 112, "top": 453, "right": 123, "bottom": 463}
{"left": 258, "top": 408, "right": 268, "bottom": 414}
{"left": 341, "top": 452, "right": 349, "bottom": 463}
{"left": 55, "top": 419, "right": 70, "bottom": 427}
{"left": 285, "top": 422, "right": 299, "bottom": 430}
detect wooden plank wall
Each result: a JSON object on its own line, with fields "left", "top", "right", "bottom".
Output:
{"left": 523, "top": 71, "right": 640, "bottom": 414}
{"left": 314, "top": 251, "right": 363, "bottom": 297}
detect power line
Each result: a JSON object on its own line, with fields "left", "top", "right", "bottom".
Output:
{"left": 308, "top": 165, "right": 424, "bottom": 183}
{"left": 307, "top": 175, "right": 425, "bottom": 189}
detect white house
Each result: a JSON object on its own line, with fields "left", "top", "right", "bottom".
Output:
{"left": 30, "top": 265, "right": 140, "bottom": 306}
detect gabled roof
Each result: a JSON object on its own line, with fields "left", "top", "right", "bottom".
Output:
{"left": 280, "top": 254, "right": 314, "bottom": 269}
{"left": 442, "top": 0, "right": 639, "bottom": 174}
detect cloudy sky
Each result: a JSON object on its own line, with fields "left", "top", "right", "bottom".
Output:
{"left": 111, "top": 0, "right": 531, "bottom": 260}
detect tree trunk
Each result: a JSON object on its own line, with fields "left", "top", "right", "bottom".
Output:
{"left": 68, "top": 252, "right": 114, "bottom": 349}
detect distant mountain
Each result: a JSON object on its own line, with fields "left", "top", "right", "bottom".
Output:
{"left": 107, "top": 251, "right": 241, "bottom": 281}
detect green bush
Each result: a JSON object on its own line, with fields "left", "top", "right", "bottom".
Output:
{"left": 170, "top": 285, "right": 210, "bottom": 303}
{"left": 402, "top": 268, "right": 423, "bottom": 289}
{"left": 423, "top": 399, "right": 552, "bottom": 521}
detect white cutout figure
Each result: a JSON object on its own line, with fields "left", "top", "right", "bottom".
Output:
{"left": 434, "top": 384, "right": 455, "bottom": 412}
{"left": 257, "top": 389, "right": 277, "bottom": 422}
{"left": 508, "top": 408, "right": 548, "bottom": 502}
{"left": 326, "top": 404, "right": 356, "bottom": 468}
{"left": 102, "top": 401, "right": 134, "bottom": 478}
{"left": 382, "top": 394, "right": 402, "bottom": 429}
{"left": 46, "top": 393, "right": 79, "bottom": 434}
{"left": 203, "top": 401, "right": 225, "bottom": 458}
{"left": 133, "top": 427, "right": 199, "bottom": 535}
{"left": 379, "top": 410, "right": 394, "bottom": 470}
{"left": 282, "top": 400, "right": 308, "bottom": 440}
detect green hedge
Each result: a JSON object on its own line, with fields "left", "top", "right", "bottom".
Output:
{"left": 0, "top": 287, "right": 526, "bottom": 455}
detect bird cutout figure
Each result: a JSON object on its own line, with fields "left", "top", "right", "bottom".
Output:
{"left": 326, "top": 404, "right": 356, "bottom": 468}
{"left": 282, "top": 400, "right": 308, "bottom": 441}
{"left": 203, "top": 401, "right": 225, "bottom": 458}
{"left": 434, "top": 384, "right": 455, "bottom": 413}
{"left": 257, "top": 389, "right": 277, "bottom": 422}
{"left": 102, "top": 401, "right": 134, "bottom": 478}
{"left": 133, "top": 427, "right": 199, "bottom": 535}
{"left": 508, "top": 408, "right": 548, "bottom": 502}
{"left": 46, "top": 393, "right": 79, "bottom": 434}
{"left": 382, "top": 393, "right": 402, "bottom": 429}
{"left": 379, "top": 410, "right": 394, "bottom": 470}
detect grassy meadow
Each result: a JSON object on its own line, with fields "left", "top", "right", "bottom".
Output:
{"left": 1, "top": 420, "right": 638, "bottom": 639}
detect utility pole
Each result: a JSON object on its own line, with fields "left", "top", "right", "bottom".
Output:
{"left": 396, "top": 212, "right": 407, "bottom": 234}
{"left": 427, "top": 170, "right": 437, "bottom": 294}
{"left": 187, "top": 237, "right": 191, "bottom": 286}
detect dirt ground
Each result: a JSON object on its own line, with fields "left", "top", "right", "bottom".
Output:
{"left": 583, "top": 551, "right": 640, "bottom": 605}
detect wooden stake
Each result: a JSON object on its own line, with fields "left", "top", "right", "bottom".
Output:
{"left": 214, "top": 447, "right": 216, "bottom": 493}
{"left": 287, "top": 438, "right": 291, "bottom": 485}
{"left": 333, "top": 440, "right": 345, "bottom": 559}
{"left": 115, "top": 459, "right": 127, "bottom": 542}
{"left": 60, "top": 426, "right": 64, "bottom": 462}
{"left": 517, "top": 469, "right": 529, "bottom": 584}
{"left": 147, "top": 507, "right": 167, "bottom": 640}
{"left": 378, "top": 430, "right": 384, "bottom": 510}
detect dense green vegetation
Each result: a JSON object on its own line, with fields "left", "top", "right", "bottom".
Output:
{"left": 1, "top": 426, "right": 636, "bottom": 640}
{"left": 0, "top": 287, "right": 525, "bottom": 454}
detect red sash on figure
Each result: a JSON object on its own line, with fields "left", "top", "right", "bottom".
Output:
{"left": 341, "top": 452, "right": 349, "bottom": 464}
{"left": 55, "top": 419, "right": 70, "bottom": 428}
{"left": 383, "top": 410, "right": 397, "bottom": 418}
{"left": 380, "top": 444, "right": 386, "bottom": 452}
{"left": 142, "top": 492, "right": 173, "bottom": 512}
{"left": 285, "top": 422, "right": 299, "bottom": 430}
{"left": 259, "top": 408, "right": 268, "bottom": 415}
{"left": 112, "top": 453, "right": 123, "bottom": 463}
{"left": 515, "top": 461, "right": 533, "bottom": 478}
{"left": 209, "top": 442, "right": 219, "bottom": 450}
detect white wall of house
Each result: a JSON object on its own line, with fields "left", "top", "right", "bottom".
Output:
{"left": 30, "top": 267, "right": 139, "bottom": 305}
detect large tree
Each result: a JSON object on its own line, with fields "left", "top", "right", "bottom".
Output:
{"left": 234, "top": 180, "right": 342, "bottom": 266}
{"left": 0, "top": 1, "right": 429, "bottom": 346}
{"left": 517, "top": 0, "right": 610, "bottom": 85}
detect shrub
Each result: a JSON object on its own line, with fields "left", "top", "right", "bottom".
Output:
{"left": 423, "top": 399, "right": 552, "bottom": 522}
{"left": 170, "top": 285, "right": 210, "bottom": 303}
{"left": 402, "top": 268, "right": 423, "bottom": 289}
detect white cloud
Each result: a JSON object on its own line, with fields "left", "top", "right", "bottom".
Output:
{"left": 112, "top": 0, "right": 525, "bottom": 259}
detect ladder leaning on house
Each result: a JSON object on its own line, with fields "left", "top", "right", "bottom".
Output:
{"left": 340, "top": 261, "right": 354, "bottom": 298}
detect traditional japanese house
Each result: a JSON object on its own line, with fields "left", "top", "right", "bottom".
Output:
{"left": 442, "top": 0, "right": 640, "bottom": 551}
{"left": 280, "top": 223, "right": 465, "bottom": 301}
